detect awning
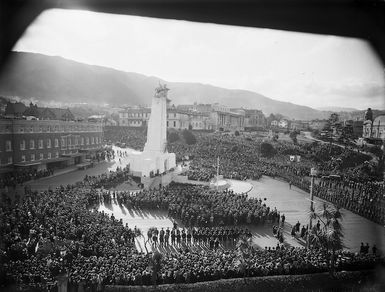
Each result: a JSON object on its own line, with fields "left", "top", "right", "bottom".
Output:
{"left": 14, "top": 161, "right": 42, "bottom": 167}
{"left": 62, "top": 153, "right": 85, "bottom": 158}
{"left": 46, "top": 157, "right": 70, "bottom": 163}
{"left": 79, "top": 148, "right": 102, "bottom": 153}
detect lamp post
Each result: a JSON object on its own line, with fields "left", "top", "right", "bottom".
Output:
{"left": 307, "top": 167, "right": 318, "bottom": 249}
{"left": 381, "top": 142, "right": 385, "bottom": 182}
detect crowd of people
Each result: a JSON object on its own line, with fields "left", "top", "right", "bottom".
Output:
{"left": 167, "top": 133, "right": 384, "bottom": 225}
{"left": 103, "top": 126, "right": 146, "bottom": 151}
{"left": 83, "top": 166, "right": 131, "bottom": 189}
{"left": 91, "top": 148, "right": 115, "bottom": 163}
{"left": 314, "top": 178, "right": 385, "bottom": 225}
{"left": 84, "top": 127, "right": 385, "bottom": 226}
{"left": 101, "top": 127, "right": 385, "bottom": 225}
{"left": 1, "top": 178, "right": 382, "bottom": 290}
{"left": 0, "top": 169, "right": 53, "bottom": 189}
{"left": 1, "top": 128, "right": 384, "bottom": 290}
{"left": 145, "top": 226, "right": 252, "bottom": 249}
{"left": 147, "top": 247, "right": 380, "bottom": 285}
{"left": 97, "top": 182, "right": 281, "bottom": 227}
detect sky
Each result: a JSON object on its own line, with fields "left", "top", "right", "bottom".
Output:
{"left": 13, "top": 8, "right": 385, "bottom": 110}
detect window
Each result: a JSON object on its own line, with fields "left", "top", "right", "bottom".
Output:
{"left": 38, "top": 139, "right": 43, "bottom": 149}
{"left": 75, "top": 137, "right": 78, "bottom": 145}
{"left": 55, "top": 139, "right": 59, "bottom": 147}
{"left": 174, "top": 113, "right": 176, "bottom": 118}
{"left": 95, "top": 137, "right": 98, "bottom": 144}
{"left": 81, "top": 137, "right": 84, "bottom": 145}
{"left": 39, "top": 153, "right": 44, "bottom": 160}
{"left": 19, "top": 127, "right": 24, "bottom": 133}
{"left": 61, "top": 138, "right": 66, "bottom": 147}
{"left": 30, "top": 140, "right": 35, "bottom": 149}
{"left": 7, "top": 157, "right": 12, "bottom": 164}
{"left": 47, "top": 152, "right": 52, "bottom": 159}
{"left": 5, "top": 140, "right": 12, "bottom": 151}
{"left": 91, "top": 137, "right": 94, "bottom": 144}
{"left": 86, "top": 137, "right": 89, "bottom": 145}
{"left": 68, "top": 138, "right": 72, "bottom": 146}
{"left": 167, "top": 121, "right": 169, "bottom": 127}
{"left": 55, "top": 152, "right": 59, "bottom": 158}
{"left": 31, "top": 154, "right": 35, "bottom": 161}
{"left": 30, "top": 127, "right": 33, "bottom": 133}
{"left": 21, "top": 155, "right": 26, "bottom": 162}
{"left": 173, "top": 121, "right": 176, "bottom": 127}
{"left": 47, "top": 139, "right": 51, "bottom": 148}
{"left": 20, "top": 140, "right": 25, "bottom": 150}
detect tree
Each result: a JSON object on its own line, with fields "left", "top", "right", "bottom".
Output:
{"left": 266, "top": 114, "right": 276, "bottom": 128}
{"left": 329, "top": 113, "right": 339, "bottom": 124}
{"left": 289, "top": 130, "right": 299, "bottom": 144}
{"left": 309, "top": 203, "right": 343, "bottom": 277}
{"left": 260, "top": 142, "right": 276, "bottom": 157}
{"left": 167, "top": 131, "right": 180, "bottom": 143}
{"left": 182, "top": 129, "right": 197, "bottom": 145}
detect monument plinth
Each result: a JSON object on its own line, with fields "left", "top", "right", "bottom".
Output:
{"left": 129, "top": 84, "right": 176, "bottom": 177}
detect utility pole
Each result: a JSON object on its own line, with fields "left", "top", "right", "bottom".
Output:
{"left": 307, "top": 167, "right": 317, "bottom": 249}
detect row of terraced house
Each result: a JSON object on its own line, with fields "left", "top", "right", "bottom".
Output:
{"left": 118, "top": 103, "right": 267, "bottom": 131}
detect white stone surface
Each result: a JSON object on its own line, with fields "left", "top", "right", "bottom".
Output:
{"left": 129, "top": 85, "right": 176, "bottom": 177}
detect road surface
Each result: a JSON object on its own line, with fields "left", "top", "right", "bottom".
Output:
{"left": 248, "top": 176, "right": 385, "bottom": 253}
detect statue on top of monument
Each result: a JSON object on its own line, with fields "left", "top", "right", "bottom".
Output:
{"left": 364, "top": 108, "right": 373, "bottom": 121}
{"left": 155, "top": 83, "right": 170, "bottom": 98}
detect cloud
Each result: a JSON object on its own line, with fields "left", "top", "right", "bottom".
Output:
{"left": 13, "top": 8, "right": 385, "bottom": 110}
{"left": 327, "top": 83, "right": 385, "bottom": 99}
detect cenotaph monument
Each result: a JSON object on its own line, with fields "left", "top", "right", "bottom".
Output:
{"left": 129, "top": 84, "right": 176, "bottom": 177}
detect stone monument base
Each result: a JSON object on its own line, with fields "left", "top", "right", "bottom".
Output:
{"left": 129, "top": 151, "right": 176, "bottom": 177}
{"left": 209, "top": 175, "right": 230, "bottom": 191}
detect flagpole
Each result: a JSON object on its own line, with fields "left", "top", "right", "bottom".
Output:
{"left": 216, "top": 156, "right": 219, "bottom": 191}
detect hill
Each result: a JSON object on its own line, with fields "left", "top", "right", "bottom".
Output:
{"left": 317, "top": 106, "right": 359, "bottom": 112}
{"left": 0, "top": 52, "right": 328, "bottom": 120}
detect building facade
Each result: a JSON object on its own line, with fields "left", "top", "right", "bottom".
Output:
{"left": 271, "top": 120, "right": 279, "bottom": 127}
{"left": 309, "top": 120, "right": 328, "bottom": 131}
{"left": 188, "top": 111, "right": 211, "bottom": 130}
{"left": 0, "top": 119, "right": 103, "bottom": 171}
{"left": 363, "top": 115, "right": 385, "bottom": 143}
{"left": 290, "top": 121, "right": 309, "bottom": 131}
{"left": 118, "top": 102, "right": 267, "bottom": 132}
{"left": 278, "top": 119, "right": 289, "bottom": 129}
{"left": 167, "top": 107, "right": 190, "bottom": 129}
{"left": 210, "top": 110, "right": 244, "bottom": 131}
{"left": 243, "top": 109, "right": 266, "bottom": 130}
{"left": 118, "top": 107, "right": 151, "bottom": 127}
